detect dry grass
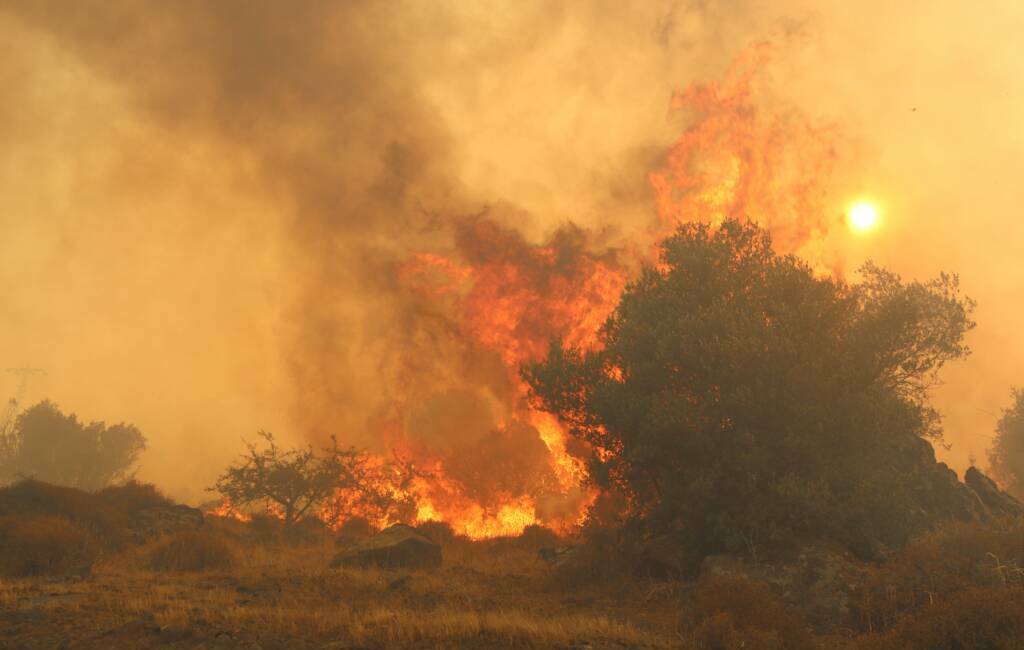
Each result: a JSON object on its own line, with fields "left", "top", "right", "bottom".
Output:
{"left": 148, "top": 530, "right": 235, "bottom": 572}
{"left": 5, "top": 488, "right": 1021, "bottom": 649}
{"left": 0, "top": 530, "right": 675, "bottom": 649}
{"left": 0, "top": 514, "right": 96, "bottom": 578}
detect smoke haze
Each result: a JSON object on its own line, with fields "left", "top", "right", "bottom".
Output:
{"left": 1, "top": 1, "right": 1022, "bottom": 503}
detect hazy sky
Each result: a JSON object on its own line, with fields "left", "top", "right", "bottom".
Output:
{"left": 1, "top": 1, "right": 1022, "bottom": 501}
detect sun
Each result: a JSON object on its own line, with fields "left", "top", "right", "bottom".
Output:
{"left": 848, "top": 201, "right": 880, "bottom": 233}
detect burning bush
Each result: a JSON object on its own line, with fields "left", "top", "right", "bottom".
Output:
{"left": 526, "top": 219, "right": 976, "bottom": 560}
{"left": 149, "top": 531, "right": 234, "bottom": 572}
{"left": 213, "top": 431, "right": 402, "bottom": 531}
{"left": 0, "top": 514, "right": 97, "bottom": 577}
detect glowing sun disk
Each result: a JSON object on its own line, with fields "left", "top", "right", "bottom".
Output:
{"left": 848, "top": 201, "right": 880, "bottom": 233}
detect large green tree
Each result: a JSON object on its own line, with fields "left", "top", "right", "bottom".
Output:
{"left": 525, "top": 220, "right": 975, "bottom": 557}
{"left": 0, "top": 400, "right": 146, "bottom": 490}
{"left": 989, "top": 389, "right": 1024, "bottom": 500}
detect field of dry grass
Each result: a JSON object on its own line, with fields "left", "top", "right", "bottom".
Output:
{"left": 3, "top": 480, "right": 1024, "bottom": 649}
{"left": 0, "top": 530, "right": 681, "bottom": 649}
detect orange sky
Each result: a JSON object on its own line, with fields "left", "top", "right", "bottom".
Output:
{"left": 1, "top": 1, "right": 1022, "bottom": 501}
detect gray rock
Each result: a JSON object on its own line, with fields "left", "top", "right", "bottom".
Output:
{"left": 330, "top": 524, "right": 441, "bottom": 570}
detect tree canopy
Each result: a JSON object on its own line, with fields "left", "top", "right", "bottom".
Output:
{"left": 525, "top": 220, "right": 975, "bottom": 557}
{"left": 0, "top": 400, "right": 146, "bottom": 490}
{"left": 989, "top": 389, "right": 1024, "bottom": 500}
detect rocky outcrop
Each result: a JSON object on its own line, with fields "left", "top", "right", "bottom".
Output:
{"left": 965, "top": 466, "right": 1023, "bottom": 518}
{"left": 131, "top": 505, "right": 204, "bottom": 538}
{"left": 330, "top": 524, "right": 442, "bottom": 570}
{"left": 888, "top": 437, "right": 1020, "bottom": 527}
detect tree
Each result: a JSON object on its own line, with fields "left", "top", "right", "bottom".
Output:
{"left": 0, "top": 400, "right": 146, "bottom": 490}
{"left": 525, "top": 220, "right": 975, "bottom": 557}
{"left": 988, "top": 389, "right": 1024, "bottom": 500}
{"left": 212, "top": 431, "right": 399, "bottom": 529}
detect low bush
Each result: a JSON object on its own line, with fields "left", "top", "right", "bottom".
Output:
{"left": 856, "top": 586, "right": 1024, "bottom": 650}
{"left": 687, "top": 574, "right": 814, "bottom": 650}
{"left": 248, "top": 512, "right": 283, "bottom": 543}
{"left": 416, "top": 520, "right": 457, "bottom": 546}
{"left": 515, "top": 524, "right": 562, "bottom": 550}
{"left": 857, "top": 518, "right": 1024, "bottom": 632}
{"left": 285, "top": 516, "right": 332, "bottom": 545}
{"left": 0, "top": 480, "right": 127, "bottom": 548}
{"left": 149, "top": 531, "right": 234, "bottom": 572}
{"left": 97, "top": 480, "right": 173, "bottom": 516}
{"left": 0, "top": 514, "right": 97, "bottom": 577}
{"left": 337, "top": 516, "right": 375, "bottom": 540}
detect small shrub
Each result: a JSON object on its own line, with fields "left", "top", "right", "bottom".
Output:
{"left": 97, "top": 480, "right": 173, "bottom": 516}
{"left": 857, "top": 518, "right": 1024, "bottom": 632}
{"left": 889, "top": 586, "right": 1024, "bottom": 649}
{"left": 688, "top": 575, "right": 813, "bottom": 650}
{"left": 338, "top": 516, "right": 375, "bottom": 539}
{"left": 149, "top": 531, "right": 234, "bottom": 572}
{"left": 0, "top": 514, "right": 97, "bottom": 577}
{"left": 248, "top": 512, "right": 283, "bottom": 543}
{"left": 417, "top": 520, "right": 457, "bottom": 546}
{"left": 285, "top": 516, "right": 331, "bottom": 545}
{"left": 515, "top": 524, "right": 562, "bottom": 550}
{"left": 0, "top": 480, "right": 127, "bottom": 548}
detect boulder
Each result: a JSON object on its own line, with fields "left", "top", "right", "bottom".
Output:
{"left": 964, "top": 466, "right": 1023, "bottom": 518}
{"left": 131, "top": 504, "right": 204, "bottom": 538}
{"left": 330, "top": 524, "right": 441, "bottom": 570}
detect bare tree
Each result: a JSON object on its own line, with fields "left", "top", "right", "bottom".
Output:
{"left": 212, "top": 431, "right": 389, "bottom": 529}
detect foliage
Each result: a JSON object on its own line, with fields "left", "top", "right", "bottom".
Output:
{"left": 988, "top": 388, "right": 1024, "bottom": 499}
{"left": 525, "top": 220, "right": 975, "bottom": 557}
{"left": 856, "top": 518, "right": 1024, "bottom": 633}
{"left": 687, "top": 575, "right": 814, "bottom": 650}
{"left": 0, "top": 479, "right": 128, "bottom": 548}
{"left": 0, "top": 514, "right": 97, "bottom": 577}
{"left": 213, "top": 431, "right": 398, "bottom": 529}
{"left": 0, "top": 400, "right": 146, "bottom": 490}
{"left": 97, "top": 480, "right": 174, "bottom": 516}
{"left": 149, "top": 530, "right": 234, "bottom": 572}
{"left": 416, "top": 520, "right": 457, "bottom": 546}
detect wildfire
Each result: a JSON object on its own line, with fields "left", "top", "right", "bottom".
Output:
{"left": 279, "top": 42, "right": 846, "bottom": 541}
